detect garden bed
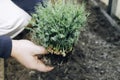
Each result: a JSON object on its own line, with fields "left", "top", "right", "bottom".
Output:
{"left": 5, "top": 1, "right": 120, "bottom": 80}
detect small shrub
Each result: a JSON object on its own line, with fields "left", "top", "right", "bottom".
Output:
{"left": 29, "top": 1, "right": 88, "bottom": 56}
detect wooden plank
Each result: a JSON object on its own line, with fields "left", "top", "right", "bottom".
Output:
{"left": 90, "top": 0, "right": 120, "bottom": 33}
{"left": 101, "top": 0, "right": 109, "bottom": 5}
{"left": 107, "top": 0, "right": 113, "bottom": 14}
{"left": 101, "top": 0, "right": 120, "bottom": 19}
{"left": 111, "top": 0, "right": 120, "bottom": 19}
{"left": 0, "top": 59, "right": 4, "bottom": 80}
{"left": 115, "top": 0, "right": 120, "bottom": 19}
{"left": 111, "top": 0, "right": 118, "bottom": 16}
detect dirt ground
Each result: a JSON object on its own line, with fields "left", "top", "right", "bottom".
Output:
{"left": 5, "top": 1, "right": 120, "bottom": 80}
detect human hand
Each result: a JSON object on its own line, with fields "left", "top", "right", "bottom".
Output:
{"left": 11, "top": 40, "right": 54, "bottom": 72}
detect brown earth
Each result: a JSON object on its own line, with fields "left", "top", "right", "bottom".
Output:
{"left": 5, "top": 1, "right": 120, "bottom": 80}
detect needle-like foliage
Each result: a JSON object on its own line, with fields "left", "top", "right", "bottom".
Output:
{"left": 29, "top": 0, "right": 88, "bottom": 56}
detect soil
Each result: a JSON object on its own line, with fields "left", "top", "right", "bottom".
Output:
{"left": 5, "top": 1, "right": 120, "bottom": 80}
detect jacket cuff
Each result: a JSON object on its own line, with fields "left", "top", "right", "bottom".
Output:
{"left": 0, "top": 36, "right": 12, "bottom": 59}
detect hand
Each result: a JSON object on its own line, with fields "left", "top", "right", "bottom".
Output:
{"left": 11, "top": 40, "right": 54, "bottom": 72}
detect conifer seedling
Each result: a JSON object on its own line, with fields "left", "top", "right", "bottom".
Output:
{"left": 29, "top": 0, "right": 88, "bottom": 56}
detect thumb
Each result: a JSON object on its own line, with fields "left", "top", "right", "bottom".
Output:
{"left": 33, "top": 45, "right": 48, "bottom": 55}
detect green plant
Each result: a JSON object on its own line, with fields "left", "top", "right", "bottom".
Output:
{"left": 29, "top": 1, "right": 88, "bottom": 56}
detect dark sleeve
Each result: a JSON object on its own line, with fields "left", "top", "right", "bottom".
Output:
{"left": 12, "top": 0, "right": 44, "bottom": 14}
{"left": 0, "top": 36, "right": 12, "bottom": 59}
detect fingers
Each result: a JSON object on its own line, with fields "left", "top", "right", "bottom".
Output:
{"left": 35, "top": 61, "right": 54, "bottom": 72}
{"left": 32, "top": 46, "right": 54, "bottom": 72}
{"left": 28, "top": 56, "right": 54, "bottom": 72}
